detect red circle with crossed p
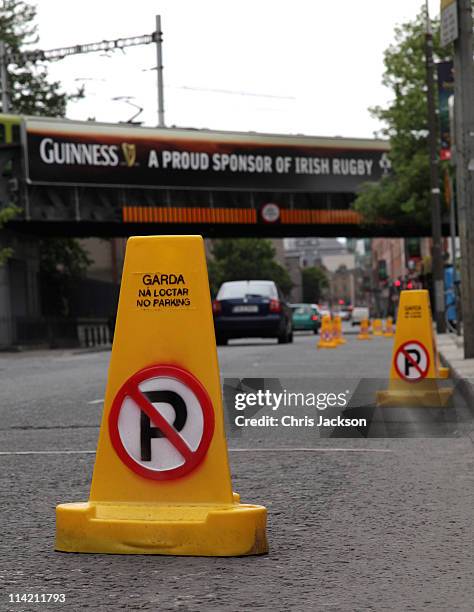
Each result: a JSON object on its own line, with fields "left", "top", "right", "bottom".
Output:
{"left": 394, "top": 340, "right": 430, "bottom": 383}
{"left": 109, "top": 365, "right": 215, "bottom": 480}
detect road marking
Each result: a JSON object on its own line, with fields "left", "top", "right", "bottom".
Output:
{"left": 0, "top": 450, "right": 97, "bottom": 455}
{"left": 0, "top": 447, "right": 392, "bottom": 456}
{"left": 87, "top": 399, "right": 104, "bottom": 405}
{"left": 228, "top": 447, "right": 392, "bottom": 453}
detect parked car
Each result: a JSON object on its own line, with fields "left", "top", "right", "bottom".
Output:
{"left": 213, "top": 280, "right": 293, "bottom": 345}
{"left": 351, "top": 306, "right": 370, "bottom": 326}
{"left": 290, "top": 303, "right": 321, "bottom": 334}
{"left": 338, "top": 308, "right": 352, "bottom": 321}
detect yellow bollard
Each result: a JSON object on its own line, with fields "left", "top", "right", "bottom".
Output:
{"left": 383, "top": 316, "right": 395, "bottom": 337}
{"left": 332, "top": 314, "right": 346, "bottom": 345}
{"left": 372, "top": 318, "right": 384, "bottom": 336}
{"left": 357, "top": 318, "right": 371, "bottom": 340}
{"left": 317, "top": 314, "right": 338, "bottom": 348}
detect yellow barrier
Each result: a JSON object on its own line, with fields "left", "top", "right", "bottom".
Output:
{"left": 357, "top": 318, "right": 371, "bottom": 340}
{"left": 372, "top": 318, "right": 384, "bottom": 336}
{"left": 383, "top": 316, "right": 395, "bottom": 337}
{"left": 56, "top": 236, "right": 268, "bottom": 556}
{"left": 317, "top": 314, "right": 338, "bottom": 348}
{"left": 332, "top": 314, "right": 346, "bottom": 345}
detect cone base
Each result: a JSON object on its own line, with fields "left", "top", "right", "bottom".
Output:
{"left": 357, "top": 335, "right": 371, "bottom": 340}
{"left": 317, "top": 342, "right": 338, "bottom": 349}
{"left": 438, "top": 366, "right": 450, "bottom": 379}
{"left": 56, "top": 500, "right": 268, "bottom": 556}
{"left": 376, "top": 386, "right": 453, "bottom": 408}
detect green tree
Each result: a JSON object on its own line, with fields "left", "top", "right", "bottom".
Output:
{"left": 39, "top": 238, "right": 92, "bottom": 278}
{"left": 301, "top": 266, "right": 328, "bottom": 303}
{"left": 0, "top": 0, "right": 83, "bottom": 115}
{"left": 208, "top": 238, "right": 293, "bottom": 297}
{"left": 353, "top": 10, "right": 450, "bottom": 225}
{"left": 0, "top": 205, "right": 17, "bottom": 264}
{"left": 39, "top": 238, "right": 92, "bottom": 316}
{"left": 0, "top": 2, "right": 87, "bottom": 274}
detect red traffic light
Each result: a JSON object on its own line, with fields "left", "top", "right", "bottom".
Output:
{"left": 394, "top": 280, "right": 401, "bottom": 287}
{"left": 407, "top": 281, "right": 413, "bottom": 289}
{"left": 338, "top": 299, "right": 344, "bottom": 305}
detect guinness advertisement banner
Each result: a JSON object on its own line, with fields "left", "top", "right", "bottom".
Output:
{"left": 24, "top": 118, "right": 391, "bottom": 192}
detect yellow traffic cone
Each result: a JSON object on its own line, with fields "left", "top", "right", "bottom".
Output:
{"left": 383, "top": 316, "right": 395, "bottom": 337}
{"left": 55, "top": 236, "right": 268, "bottom": 556}
{"left": 357, "top": 318, "right": 371, "bottom": 340}
{"left": 372, "top": 318, "right": 384, "bottom": 336}
{"left": 317, "top": 314, "right": 338, "bottom": 348}
{"left": 332, "top": 314, "right": 346, "bottom": 345}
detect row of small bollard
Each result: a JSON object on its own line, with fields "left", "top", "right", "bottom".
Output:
{"left": 317, "top": 315, "right": 395, "bottom": 349}
{"left": 358, "top": 317, "right": 394, "bottom": 340}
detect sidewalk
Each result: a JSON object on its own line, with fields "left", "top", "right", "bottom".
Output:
{"left": 437, "top": 333, "right": 474, "bottom": 379}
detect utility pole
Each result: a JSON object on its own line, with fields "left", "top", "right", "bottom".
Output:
{"left": 155, "top": 15, "right": 165, "bottom": 127}
{"left": 452, "top": 0, "right": 474, "bottom": 356}
{"left": 425, "top": 2, "right": 446, "bottom": 333}
{"left": 0, "top": 41, "right": 10, "bottom": 112}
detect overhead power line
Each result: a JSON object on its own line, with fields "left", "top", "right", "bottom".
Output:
{"left": 4, "top": 33, "right": 156, "bottom": 64}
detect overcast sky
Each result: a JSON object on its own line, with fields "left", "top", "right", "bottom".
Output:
{"left": 34, "top": 0, "right": 441, "bottom": 138}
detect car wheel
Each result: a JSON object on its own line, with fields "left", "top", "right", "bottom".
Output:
{"left": 288, "top": 331, "right": 294, "bottom": 343}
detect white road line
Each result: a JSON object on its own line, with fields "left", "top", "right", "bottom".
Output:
{"left": 0, "top": 447, "right": 392, "bottom": 456}
{"left": 229, "top": 447, "right": 392, "bottom": 453}
{"left": 87, "top": 399, "right": 104, "bottom": 405}
{"left": 0, "top": 450, "right": 96, "bottom": 455}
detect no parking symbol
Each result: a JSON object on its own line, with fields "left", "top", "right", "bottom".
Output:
{"left": 108, "top": 365, "right": 215, "bottom": 480}
{"left": 394, "top": 340, "right": 430, "bottom": 382}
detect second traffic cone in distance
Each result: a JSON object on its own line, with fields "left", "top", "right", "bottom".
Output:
{"left": 55, "top": 235, "right": 268, "bottom": 556}
{"left": 317, "top": 314, "right": 338, "bottom": 348}
{"left": 376, "top": 289, "right": 452, "bottom": 407}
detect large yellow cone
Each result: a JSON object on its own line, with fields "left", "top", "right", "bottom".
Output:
{"left": 55, "top": 236, "right": 268, "bottom": 556}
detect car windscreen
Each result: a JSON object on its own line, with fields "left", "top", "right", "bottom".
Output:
{"left": 217, "top": 281, "right": 277, "bottom": 299}
{"left": 294, "top": 306, "right": 311, "bottom": 315}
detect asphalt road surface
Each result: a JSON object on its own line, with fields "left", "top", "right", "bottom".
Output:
{"left": 1, "top": 331, "right": 473, "bottom": 611}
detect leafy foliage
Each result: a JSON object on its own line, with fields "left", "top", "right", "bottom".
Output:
{"left": 353, "top": 11, "right": 450, "bottom": 224}
{"left": 39, "top": 238, "right": 92, "bottom": 279}
{"left": 0, "top": 2, "right": 88, "bottom": 274}
{"left": 301, "top": 266, "right": 328, "bottom": 303}
{"left": 0, "top": 0, "right": 83, "bottom": 115}
{"left": 0, "top": 205, "right": 18, "bottom": 265}
{"left": 208, "top": 238, "right": 293, "bottom": 297}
